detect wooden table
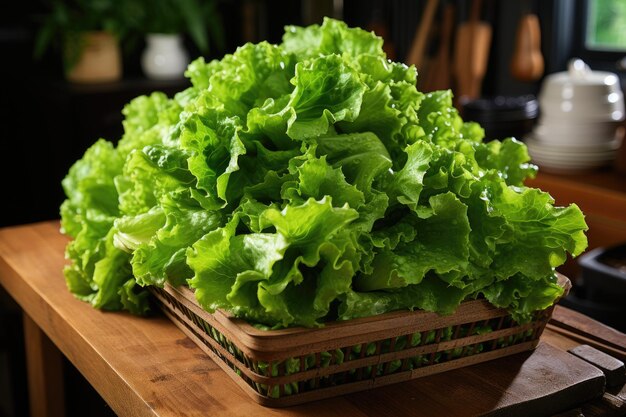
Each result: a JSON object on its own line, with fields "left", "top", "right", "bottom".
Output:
{"left": 0, "top": 221, "right": 624, "bottom": 417}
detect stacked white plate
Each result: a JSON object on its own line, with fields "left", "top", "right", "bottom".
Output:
{"left": 526, "top": 59, "right": 625, "bottom": 173}
{"left": 526, "top": 133, "right": 622, "bottom": 172}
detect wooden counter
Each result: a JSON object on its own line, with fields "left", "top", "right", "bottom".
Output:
{"left": 0, "top": 221, "right": 624, "bottom": 417}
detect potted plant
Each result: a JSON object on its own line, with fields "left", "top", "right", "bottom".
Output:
{"left": 34, "top": 0, "right": 139, "bottom": 83}
{"left": 137, "top": 0, "right": 225, "bottom": 80}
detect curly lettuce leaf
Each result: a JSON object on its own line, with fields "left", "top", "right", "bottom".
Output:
{"left": 61, "top": 139, "right": 123, "bottom": 231}
{"left": 474, "top": 138, "right": 538, "bottom": 186}
{"left": 315, "top": 132, "right": 392, "bottom": 193}
{"left": 355, "top": 192, "right": 470, "bottom": 291}
{"left": 286, "top": 54, "right": 366, "bottom": 140}
{"left": 383, "top": 141, "right": 433, "bottom": 211}
{"left": 188, "top": 197, "right": 359, "bottom": 326}
{"left": 282, "top": 17, "right": 384, "bottom": 60}
{"left": 133, "top": 200, "right": 221, "bottom": 286}
{"left": 340, "top": 274, "right": 469, "bottom": 320}
{"left": 488, "top": 183, "right": 588, "bottom": 279}
{"left": 60, "top": 18, "right": 588, "bottom": 326}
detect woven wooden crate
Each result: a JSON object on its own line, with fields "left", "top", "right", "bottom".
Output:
{"left": 149, "top": 274, "right": 570, "bottom": 407}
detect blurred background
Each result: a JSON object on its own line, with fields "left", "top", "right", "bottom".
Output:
{"left": 1, "top": 0, "right": 625, "bottom": 416}
{"left": 0, "top": 0, "right": 624, "bottom": 227}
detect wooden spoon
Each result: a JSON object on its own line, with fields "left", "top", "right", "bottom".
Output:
{"left": 510, "top": 8, "right": 544, "bottom": 82}
{"left": 423, "top": 3, "right": 455, "bottom": 92}
{"left": 452, "top": 0, "right": 492, "bottom": 104}
{"left": 405, "top": 0, "right": 439, "bottom": 70}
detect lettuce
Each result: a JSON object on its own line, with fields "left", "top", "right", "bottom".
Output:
{"left": 60, "top": 17, "right": 587, "bottom": 326}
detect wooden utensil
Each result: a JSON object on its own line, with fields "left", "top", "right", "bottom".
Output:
{"left": 452, "top": 0, "right": 492, "bottom": 104}
{"left": 550, "top": 305, "right": 626, "bottom": 353}
{"left": 423, "top": 3, "right": 455, "bottom": 92}
{"left": 405, "top": 0, "right": 439, "bottom": 70}
{"left": 568, "top": 344, "right": 625, "bottom": 388}
{"left": 510, "top": 3, "right": 544, "bottom": 82}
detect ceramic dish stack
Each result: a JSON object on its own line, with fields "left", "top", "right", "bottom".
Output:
{"left": 526, "top": 59, "right": 624, "bottom": 173}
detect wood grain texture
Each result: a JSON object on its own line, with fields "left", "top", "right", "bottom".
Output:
{"left": 568, "top": 345, "right": 625, "bottom": 387}
{"left": 346, "top": 343, "right": 605, "bottom": 417}
{"left": 0, "top": 221, "right": 623, "bottom": 416}
{"left": 545, "top": 325, "right": 626, "bottom": 363}
{"left": 0, "top": 222, "right": 367, "bottom": 417}
{"left": 551, "top": 306, "right": 626, "bottom": 353}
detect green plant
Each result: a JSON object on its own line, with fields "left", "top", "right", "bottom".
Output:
{"left": 135, "top": 0, "right": 225, "bottom": 54}
{"left": 60, "top": 18, "right": 587, "bottom": 326}
{"left": 34, "top": 0, "right": 140, "bottom": 70}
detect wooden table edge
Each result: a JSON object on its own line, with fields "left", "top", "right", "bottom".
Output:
{"left": 0, "top": 223, "right": 161, "bottom": 417}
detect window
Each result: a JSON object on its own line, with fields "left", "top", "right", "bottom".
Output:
{"left": 586, "top": 0, "right": 626, "bottom": 51}
{"left": 572, "top": 0, "right": 626, "bottom": 72}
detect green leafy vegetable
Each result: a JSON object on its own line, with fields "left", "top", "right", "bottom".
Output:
{"left": 60, "top": 17, "right": 587, "bottom": 326}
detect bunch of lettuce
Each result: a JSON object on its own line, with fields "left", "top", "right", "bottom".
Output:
{"left": 60, "top": 18, "right": 587, "bottom": 328}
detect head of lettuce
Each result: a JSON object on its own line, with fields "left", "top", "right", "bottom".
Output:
{"left": 60, "top": 18, "right": 587, "bottom": 328}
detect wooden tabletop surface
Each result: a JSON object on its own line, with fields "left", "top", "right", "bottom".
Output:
{"left": 0, "top": 221, "right": 623, "bottom": 417}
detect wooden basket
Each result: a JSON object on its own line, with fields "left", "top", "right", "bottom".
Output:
{"left": 149, "top": 274, "right": 570, "bottom": 407}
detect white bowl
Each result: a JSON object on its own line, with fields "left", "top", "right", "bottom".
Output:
{"left": 531, "top": 154, "right": 614, "bottom": 165}
{"left": 531, "top": 123, "right": 622, "bottom": 145}
{"left": 532, "top": 156, "right": 613, "bottom": 172}
{"left": 529, "top": 148, "right": 616, "bottom": 163}
{"left": 538, "top": 59, "right": 625, "bottom": 123}
{"left": 526, "top": 135, "right": 617, "bottom": 171}
{"left": 528, "top": 145, "right": 616, "bottom": 168}
{"left": 539, "top": 101, "right": 624, "bottom": 123}
{"left": 525, "top": 133, "right": 622, "bottom": 153}
{"left": 526, "top": 132, "right": 619, "bottom": 172}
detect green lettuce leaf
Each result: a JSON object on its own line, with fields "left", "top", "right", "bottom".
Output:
{"left": 474, "top": 138, "right": 538, "bottom": 186}
{"left": 340, "top": 274, "right": 469, "bottom": 320}
{"left": 315, "top": 132, "right": 392, "bottom": 193}
{"left": 60, "top": 18, "right": 588, "bottom": 327}
{"left": 488, "top": 183, "right": 588, "bottom": 280}
{"left": 282, "top": 17, "right": 384, "bottom": 60}
{"left": 188, "top": 197, "right": 359, "bottom": 326}
{"left": 286, "top": 54, "right": 366, "bottom": 140}
{"left": 355, "top": 192, "right": 470, "bottom": 291}
{"left": 129, "top": 192, "right": 223, "bottom": 287}
{"left": 384, "top": 140, "right": 433, "bottom": 211}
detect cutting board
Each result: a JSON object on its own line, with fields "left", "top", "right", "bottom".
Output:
{"left": 346, "top": 342, "right": 607, "bottom": 417}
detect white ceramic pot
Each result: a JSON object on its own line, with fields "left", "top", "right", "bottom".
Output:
{"left": 538, "top": 58, "right": 625, "bottom": 123}
{"left": 141, "top": 34, "right": 189, "bottom": 80}
{"left": 526, "top": 59, "right": 625, "bottom": 172}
